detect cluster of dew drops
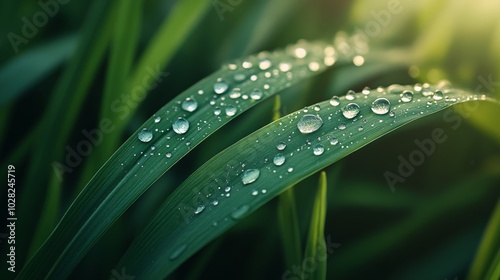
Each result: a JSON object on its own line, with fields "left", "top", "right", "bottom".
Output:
{"left": 134, "top": 37, "right": 464, "bottom": 250}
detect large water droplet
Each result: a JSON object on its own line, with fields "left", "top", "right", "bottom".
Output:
{"left": 182, "top": 97, "right": 198, "bottom": 112}
{"left": 362, "top": 87, "right": 371, "bottom": 95}
{"left": 194, "top": 205, "right": 205, "bottom": 214}
{"left": 214, "top": 81, "right": 229, "bottom": 94}
{"left": 330, "top": 96, "right": 340, "bottom": 106}
{"left": 154, "top": 116, "right": 161, "bottom": 123}
{"left": 273, "top": 153, "right": 286, "bottom": 166}
{"left": 342, "top": 103, "right": 360, "bottom": 119}
{"left": 214, "top": 108, "right": 221, "bottom": 116}
{"left": 225, "top": 105, "right": 237, "bottom": 116}
{"left": 371, "top": 98, "right": 391, "bottom": 115}
{"left": 433, "top": 90, "right": 443, "bottom": 100}
{"left": 276, "top": 141, "right": 286, "bottom": 150}
{"left": 330, "top": 137, "right": 339, "bottom": 145}
{"left": 401, "top": 90, "right": 413, "bottom": 102}
{"left": 231, "top": 205, "right": 250, "bottom": 220}
{"left": 313, "top": 144, "right": 325, "bottom": 155}
{"left": 250, "top": 88, "right": 263, "bottom": 100}
{"left": 242, "top": 169, "right": 260, "bottom": 185}
{"left": 172, "top": 117, "right": 189, "bottom": 134}
{"left": 169, "top": 244, "right": 187, "bottom": 261}
{"left": 297, "top": 114, "right": 323, "bottom": 134}
{"left": 138, "top": 129, "right": 153, "bottom": 142}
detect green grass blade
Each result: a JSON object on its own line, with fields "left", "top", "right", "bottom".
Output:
{"left": 118, "top": 85, "right": 497, "bottom": 278}
{"left": 301, "top": 171, "right": 328, "bottom": 280}
{"left": 18, "top": 38, "right": 352, "bottom": 279}
{"left": 0, "top": 34, "right": 78, "bottom": 106}
{"left": 467, "top": 199, "right": 500, "bottom": 280}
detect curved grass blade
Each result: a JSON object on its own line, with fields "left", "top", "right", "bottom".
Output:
{"left": 117, "top": 85, "right": 497, "bottom": 279}
{"left": 301, "top": 171, "right": 328, "bottom": 280}
{"left": 18, "top": 37, "right": 358, "bottom": 279}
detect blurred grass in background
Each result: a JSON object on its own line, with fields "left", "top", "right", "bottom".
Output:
{"left": 1, "top": 0, "right": 499, "bottom": 279}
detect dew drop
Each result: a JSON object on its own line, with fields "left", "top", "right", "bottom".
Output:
{"left": 346, "top": 90, "right": 356, "bottom": 100}
{"left": 233, "top": 72, "right": 246, "bottom": 82}
{"left": 172, "top": 117, "right": 189, "bottom": 134}
{"left": 250, "top": 88, "right": 263, "bottom": 100}
{"left": 273, "top": 153, "right": 286, "bottom": 166}
{"left": 279, "top": 62, "right": 291, "bottom": 72}
{"left": 362, "top": 87, "right": 371, "bottom": 95}
{"left": 181, "top": 97, "right": 198, "bottom": 112}
{"left": 338, "top": 123, "right": 346, "bottom": 130}
{"left": 371, "top": 98, "right": 391, "bottom": 115}
{"left": 330, "top": 137, "right": 339, "bottom": 145}
{"left": 251, "top": 190, "right": 259, "bottom": 196}
{"left": 276, "top": 141, "right": 287, "bottom": 150}
{"left": 433, "top": 90, "right": 443, "bottom": 100}
{"left": 231, "top": 205, "right": 250, "bottom": 220}
{"left": 242, "top": 169, "right": 260, "bottom": 185}
{"left": 229, "top": 88, "right": 242, "bottom": 99}
{"left": 294, "top": 47, "right": 307, "bottom": 58}
{"left": 242, "top": 61, "right": 253, "bottom": 69}
{"left": 138, "top": 129, "right": 153, "bottom": 142}
{"left": 225, "top": 105, "right": 237, "bottom": 116}
{"left": 401, "top": 90, "right": 414, "bottom": 102}
{"left": 154, "top": 116, "right": 161, "bottom": 123}
{"left": 297, "top": 114, "right": 323, "bottom": 134}
{"left": 259, "top": 59, "right": 272, "bottom": 70}
{"left": 313, "top": 144, "right": 325, "bottom": 155}
{"left": 224, "top": 186, "right": 231, "bottom": 192}
{"left": 342, "top": 103, "right": 360, "bottom": 119}
{"left": 330, "top": 96, "right": 340, "bottom": 106}
{"left": 214, "top": 108, "right": 221, "bottom": 116}
{"left": 194, "top": 205, "right": 205, "bottom": 214}
{"left": 169, "top": 244, "right": 187, "bottom": 261}
{"left": 214, "top": 81, "right": 229, "bottom": 94}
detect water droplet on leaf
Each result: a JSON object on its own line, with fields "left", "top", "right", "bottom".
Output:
{"left": 330, "top": 96, "right": 340, "bottom": 106}
{"left": 214, "top": 81, "right": 229, "bottom": 94}
{"left": 138, "top": 129, "right": 153, "bottom": 142}
{"left": 242, "top": 169, "right": 260, "bottom": 185}
{"left": 273, "top": 153, "right": 286, "bottom": 166}
{"left": 342, "top": 103, "right": 360, "bottom": 119}
{"left": 297, "top": 114, "right": 323, "bottom": 134}
{"left": 182, "top": 97, "right": 198, "bottom": 112}
{"left": 313, "top": 144, "right": 325, "bottom": 155}
{"left": 225, "top": 105, "right": 237, "bottom": 116}
{"left": 371, "top": 98, "right": 391, "bottom": 115}
{"left": 401, "top": 90, "right": 413, "bottom": 102}
{"left": 172, "top": 117, "right": 189, "bottom": 134}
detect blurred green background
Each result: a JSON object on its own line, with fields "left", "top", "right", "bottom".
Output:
{"left": 1, "top": 0, "right": 499, "bottom": 279}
